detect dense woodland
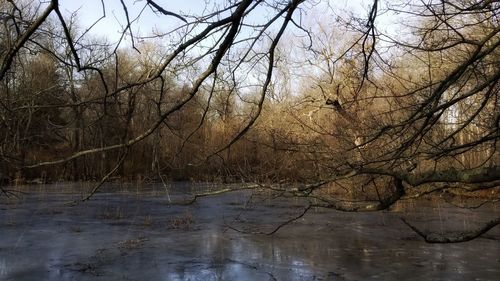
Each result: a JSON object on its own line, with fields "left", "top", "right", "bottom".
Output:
{"left": 1, "top": 0, "right": 499, "bottom": 227}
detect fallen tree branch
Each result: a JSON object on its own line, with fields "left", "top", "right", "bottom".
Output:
{"left": 401, "top": 216, "right": 500, "bottom": 243}
{"left": 306, "top": 177, "right": 405, "bottom": 212}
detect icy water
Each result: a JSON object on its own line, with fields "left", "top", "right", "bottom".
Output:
{"left": 0, "top": 182, "right": 499, "bottom": 281}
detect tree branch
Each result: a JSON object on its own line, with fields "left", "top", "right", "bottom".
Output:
{"left": 0, "top": 0, "right": 56, "bottom": 80}
{"left": 401, "top": 217, "right": 500, "bottom": 243}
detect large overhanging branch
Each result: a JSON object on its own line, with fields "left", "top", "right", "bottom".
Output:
{"left": 358, "top": 165, "right": 500, "bottom": 186}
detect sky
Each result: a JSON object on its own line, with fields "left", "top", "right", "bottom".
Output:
{"left": 57, "top": 0, "right": 378, "bottom": 44}
{"left": 59, "top": 0, "right": 204, "bottom": 43}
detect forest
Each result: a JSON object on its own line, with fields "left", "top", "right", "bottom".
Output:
{"left": 0, "top": 0, "right": 499, "bottom": 243}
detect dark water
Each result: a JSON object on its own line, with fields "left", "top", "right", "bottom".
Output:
{"left": 0, "top": 182, "right": 499, "bottom": 280}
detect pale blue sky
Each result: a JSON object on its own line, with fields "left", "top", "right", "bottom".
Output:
{"left": 59, "top": 0, "right": 204, "bottom": 42}
{"left": 57, "top": 0, "right": 380, "bottom": 43}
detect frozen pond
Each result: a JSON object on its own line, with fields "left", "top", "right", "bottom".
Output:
{"left": 0, "top": 182, "right": 499, "bottom": 280}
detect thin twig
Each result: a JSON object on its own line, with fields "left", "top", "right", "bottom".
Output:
{"left": 226, "top": 203, "right": 312, "bottom": 235}
{"left": 81, "top": 149, "right": 129, "bottom": 202}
